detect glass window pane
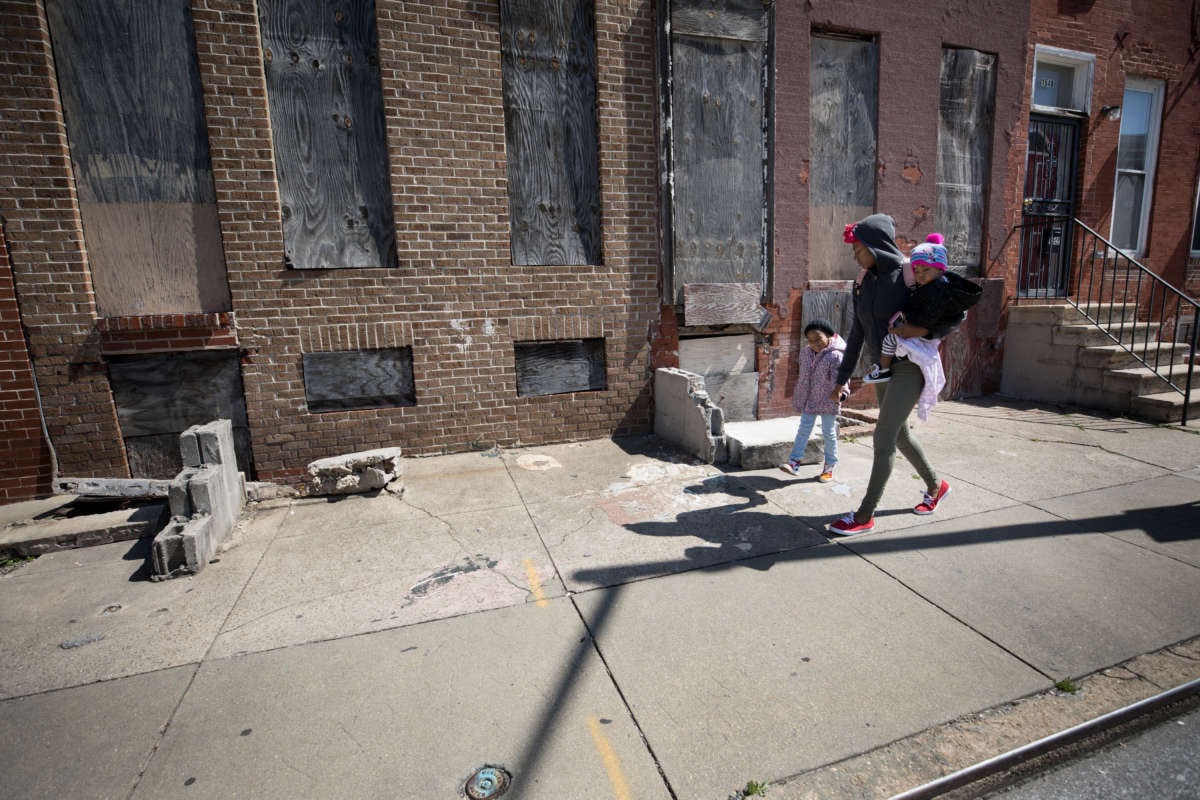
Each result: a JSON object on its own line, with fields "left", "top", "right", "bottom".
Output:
{"left": 1117, "top": 89, "right": 1153, "bottom": 170}
{"left": 1112, "top": 171, "right": 1145, "bottom": 250}
{"left": 1034, "top": 62, "right": 1075, "bottom": 108}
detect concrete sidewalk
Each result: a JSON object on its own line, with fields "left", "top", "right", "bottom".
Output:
{"left": 1, "top": 397, "right": 1198, "bottom": 800}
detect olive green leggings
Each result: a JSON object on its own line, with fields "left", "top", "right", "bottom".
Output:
{"left": 855, "top": 358, "right": 939, "bottom": 522}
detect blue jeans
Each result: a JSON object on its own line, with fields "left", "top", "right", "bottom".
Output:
{"left": 787, "top": 413, "right": 838, "bottom": 467}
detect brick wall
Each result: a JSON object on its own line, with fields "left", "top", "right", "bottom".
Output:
{"left": 0, "top": 221, "right": 53, "bottom": 501}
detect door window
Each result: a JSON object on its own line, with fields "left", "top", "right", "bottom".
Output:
{"left": 1110, "top": 78, "right": 1164, "bottom": 254}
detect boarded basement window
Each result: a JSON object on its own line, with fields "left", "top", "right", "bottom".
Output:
{"left": 258, "top": 0, "right": 396, "bottom": 269}
{"left": 303, "top": 348, "right": 416, "bottom": 412}
{"left": 514, "top": 339, "right": 607, "bottom": 397}
{"left": 809, "top": 32, "right": 878, "bottom": 281}
{"left": 45, "top": 0, "right": 230, "bottom": 316}
{"left": 108, "top": 352, "right": 253, "bottom": 479}
{"left": 499, "top": 0, "right": 602, "bottom": 266}
{"left": 938, "top": 48, "right": 996, "bottom": 271}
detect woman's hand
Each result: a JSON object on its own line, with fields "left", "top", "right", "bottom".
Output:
{"left": 890, "top": 321, "right": 930, "bottom": 339}
{"left": 829, "top": 385, "right": 849, "bottom": 404}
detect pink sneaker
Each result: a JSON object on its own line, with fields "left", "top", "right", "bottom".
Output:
{"left": 827, "top": 513, "right": 874, "bottom": 536}
{"left": 914, "top": 480, "right": 951, "bottom": 515}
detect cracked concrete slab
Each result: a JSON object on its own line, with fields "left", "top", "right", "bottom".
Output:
{"left": 209, "top": 504, "right": 563, "bottom": 658}
{"left": 530, "top": 471, "right": 826, "bottom": 591}
{"left": 0, "top": 665, "right": 195, "bottom": 800}
{"left": 133, "top": 601, "right": 674, "bottom": 800}
{"left": 401, "top": 451, "right": 525, "bottom": 512}
{"left": 1033, "top": 474, "right": 1200, "bottom": 567}
{"left": 840, "top": 504, "right": 1200, "bottom": 678}
{"left": 573, "top": 546, "right": 1047, "bottom": 800}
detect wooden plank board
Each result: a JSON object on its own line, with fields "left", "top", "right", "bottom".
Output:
{"left": 683, "top": 282, "right": 763, "bottom": 326}
{"left": 514, "top": 339, "right": 607, "bottom": 397}
{"left": 303, "top": 348, "right": 416, "bottom": 412}
{"left": 938, "top": 49, "right": 996, "bottom": 270}
{"left": 108, "top": 351, "right": 249, "bottom": 437}
{"left": 500, "top": 0, "right": 602, "bottom": 266}
{"left": 670, "top": 34, "right": 765, "bottom": 302}
{"left": 809, "top": 35, "right": 877, "bottom": 281}
{"left": 671, "top": 0, "right": 769, "bottom": 42}
{"left": 259, "top": 0, "right": 396, "bottom": 269}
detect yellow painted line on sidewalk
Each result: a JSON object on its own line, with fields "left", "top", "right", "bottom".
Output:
{"left": 588, "top": 715, "right": 632, "bottom": 800}
{"left": 523, "top": 559, "right": 547, "bottom": 607}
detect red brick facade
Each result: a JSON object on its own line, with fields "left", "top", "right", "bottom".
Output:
{"left": 1, "top": 1, "right": 1196, "bottom": 501}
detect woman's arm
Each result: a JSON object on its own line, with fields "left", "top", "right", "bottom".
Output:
{"left": 889, "top": 320, "right": 930, "bottom": 339}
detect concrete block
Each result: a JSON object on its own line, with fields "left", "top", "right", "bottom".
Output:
{"left": 151, "top": 419, "right": 246, "bottom": 580}
{"left": 703, "top": 372, "right": 759, "bottom": 423}
{"left": 653, "top": 368, "right": 724, "bottom": 463}
{"left": 307, "top": 447, "right": 404, "bottom": 496}
{"left": 725, "top": 417, "right": 819, "bottom": 470}
{"left": 53, "top": 478, "right": 171, "bottom": 498}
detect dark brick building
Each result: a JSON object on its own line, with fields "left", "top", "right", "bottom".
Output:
{"left": 1, "top": 0, "right": 1196, "bottom": 502}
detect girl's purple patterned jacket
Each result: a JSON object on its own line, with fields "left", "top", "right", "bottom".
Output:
{"left": 791, "top": 334, "right": 846, "bottom": 415}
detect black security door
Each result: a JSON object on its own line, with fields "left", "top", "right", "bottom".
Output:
{"left": 1019, "top": 115, "right": 1080, "bottom": 296}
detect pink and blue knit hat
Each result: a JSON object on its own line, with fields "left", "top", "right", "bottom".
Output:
{"left": 910, "top": 233, "right": 948, "bottom": 271}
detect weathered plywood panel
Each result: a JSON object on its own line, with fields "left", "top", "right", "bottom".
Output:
{"left": 670, "top": 34, "right": 765, "bottom": 302}
{"left": 514, "top": 339, "right": 607, "bottom": 397}
{"left": 303, "top": 348, "right": 416, "bottom": 412}
{"left": 259, "top": 0, "right": 396, "bottom": 269}
{"left": 809, "top": 35, "right": 878, "bottom": 281}
{"left": 500, "top": 0, "right": 602, "bottom": 266}
{"left": 678, "top": 334, "right": 756, "bottom": 376}
{"left": 82, "top": 202, "right": 229, "bottom": 315}
{"left": 683, "top": 282, "right": 763, "bottom": 326}
{"left": 671, "top": 0, "right": 769, "bottom": 41}
{"left": 108, "top": 351, "right": 252, "bottom": 479}
{"left": 45, "top": 0, "right": 229, "bottom": 315}
{"left": 938, "top": 49, "right": 996, "bottom": 271}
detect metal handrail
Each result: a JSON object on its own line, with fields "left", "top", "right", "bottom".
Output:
{"left": 1014, "top": 216, "right": 1198, "bottom": 425}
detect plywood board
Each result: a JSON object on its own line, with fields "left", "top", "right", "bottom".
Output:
{"left": 703, "top": 372, "right": 759, "bottom": 422}
{"left": 809, "top": 35, "right": 878, "bottom": 281}
{"left": 259, "top": 0, "right": 396, "bottom": 269}
{"left": 938, "top": 49, "right": 996, "bottom": 270}
{"left": 303, "top": 349, "right": 416, "bottom": 412}
{"left": 514, "top": 339, "right": 607, "bottom": 397}
{"left": 683, "top": 282, "right": 762, "bottom": 326}
{"left": 500, "top": 0, "right": 601, "bottom": 266}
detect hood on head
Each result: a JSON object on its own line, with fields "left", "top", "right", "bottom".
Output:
{"left": 851, "top": 214, "right": 904, "bottom": 272}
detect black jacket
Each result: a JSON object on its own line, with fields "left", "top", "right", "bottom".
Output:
{"left": 836, "top": 214, "right": 909, "bottom": 386}
{"left": 903, "top": 271, "right": 984, "bottom": 338}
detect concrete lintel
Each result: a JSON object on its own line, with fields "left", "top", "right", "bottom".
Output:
{"left": 54, "top": 478, "right": 171, "bottom": 499}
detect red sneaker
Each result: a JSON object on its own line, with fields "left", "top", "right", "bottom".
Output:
{"left": 914, "top": 480, "right": 951, "bottom": 515}
{"left": 827, "top": 513, "right": 874, "bottom": 536}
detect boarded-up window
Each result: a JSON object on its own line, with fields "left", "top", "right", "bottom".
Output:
{"left": 303, "top": 348, "right": 416, "bottom": 412}
{"left": 938, "top": 49, "right": 996, "bottom": 271}
{"left": 666, "top": 0, "right": 769, "bottom": 305}
{"left": 108, "top": 352, "right": 252, "bottom": 479}
{"left": 259, "top": 0, "right": 396, "bottom": 270}
{"left": 45, "top": 0, "right": 230, "bottom": 316}
{"left": 810, "top": 33, "right": 878, "bottom": 281}
{"left": 499, "top": 0, "right": 602, "bottom": 266}
{"left": 514, "top": 339, "right": 607, "bottom": 397}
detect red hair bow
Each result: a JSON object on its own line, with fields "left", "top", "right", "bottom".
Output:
{"left": 842, "top": 223, "right": 858, "bottom": 244}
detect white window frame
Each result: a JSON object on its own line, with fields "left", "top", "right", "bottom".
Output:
{"left": 1031, "top": 46, "right": 1095, "bottom": 114}
{"left": 1109, "top": 77, "right": 1164, "bottom": 256}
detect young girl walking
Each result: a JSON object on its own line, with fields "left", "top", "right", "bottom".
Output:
{"left": 779, "top": 319, "right": 845, "bottom": 482}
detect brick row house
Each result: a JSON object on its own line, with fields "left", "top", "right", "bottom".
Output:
{"left": 1, "top": 0, "right": 1196, "bottom": 502}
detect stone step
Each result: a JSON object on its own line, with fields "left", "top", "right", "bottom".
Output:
{"left": 1054, "top": 321, "right": 1159, "bottom": 347}
{"left": 1130, "top": 390, "right": 1200, "bottom": 424}
{"left": 1078, "top": 341, "right": 1192, "bottom": 369}
{"left": 1103, "top": 365, "right": 1189, "bottom": 397}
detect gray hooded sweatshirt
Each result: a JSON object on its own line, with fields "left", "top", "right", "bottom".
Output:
{"left": 835, "top": 213, "right": 910, "bottom": 387}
